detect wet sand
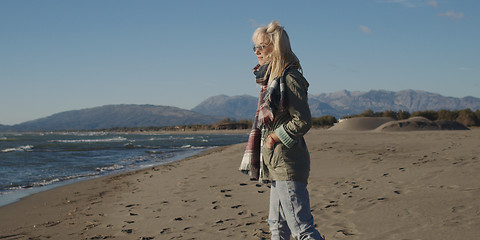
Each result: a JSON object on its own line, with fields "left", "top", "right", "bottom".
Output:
{"left": 1, "top": 129, "right": 479, "bottom": 239}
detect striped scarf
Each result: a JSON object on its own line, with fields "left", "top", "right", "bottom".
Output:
{"left": 239, "top": 64, "right": 288, "bottom": 180}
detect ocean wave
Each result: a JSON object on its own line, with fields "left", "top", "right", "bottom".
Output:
{"left": 68, "top": 132, "right": 107, "bottom": 136}
{"left": 6, "top": 172, "right": 101, "bottom": 190}
{"left": 191, "top": 146, "right": 206, "bottom": 149}
{"left": 178, "top": 145, "right": 205, "bottom": 150}
{"left": 149, "top": 136, "right": 196, "bottom": 141}
{"left": 96, "top": 164, "right": 124, "bottom": 172}
{"left": 43, "top": 131, "right": 108, "bottom": 137}
{"left": 124, "top": 142, "right": 142, "bottom": 149}
{"left": 49, "top": 137, "right": 128, "bottom": 143}
{"left": 1, "top": 145, "right": 33, "bottom": 153}
{"left": 149, "top": 137, "right": 170, "bottom": 141}
{"left": 146, "top": 150, "right": 165, "bottom": 154}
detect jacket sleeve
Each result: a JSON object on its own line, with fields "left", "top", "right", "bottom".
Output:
{"left": 275, "top": 72, "right": 312, "bottom": 148}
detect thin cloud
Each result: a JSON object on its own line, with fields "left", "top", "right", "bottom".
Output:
{"left": 426, "top": 0, "right": 438, "bottom": 7}
{"left": 377, "top": 0, "right": 439, "bottom": 8}
{"left": 437, "top": 11, "right": 465, "bottom": 19}
{"left": 360, "top": 25, "right": 372, "bottom": 34}
{"left": 249, "top": 19, "right": 262, "bottom": 28}
{"left": 376, "top": 0, "right": 421, "bottom": 8}
{"left": 458, "top": 67, "right": 470, "bottom": 71}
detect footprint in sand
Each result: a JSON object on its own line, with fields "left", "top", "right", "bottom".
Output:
{"left": 220, "top": 189, "right": 233, "bottom": 197}
{"left": 325, "top": 201, "right": 338, "bottom": 209}
{"left": 332, "top": 222, "right": 359, "bottom": 237}
{"left": 337, "top": 229, "right": 355, "bottom": 236}
{"left": 237, "top": 210, "right": 247, "bottom": 215}
{"left": 90, "top": 235, "right": 115, "bottom": 239}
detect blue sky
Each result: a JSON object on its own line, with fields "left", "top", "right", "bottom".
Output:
{"left": 1, "top": 0, "right": 478, "bottom": 125}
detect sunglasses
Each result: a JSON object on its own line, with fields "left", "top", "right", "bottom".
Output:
{"left": 253, "top": 44, "right": 271, "bottom": 52}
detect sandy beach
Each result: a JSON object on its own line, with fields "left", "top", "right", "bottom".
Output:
{"left": 1, "top": 128, "right": 480, "bottom": 239}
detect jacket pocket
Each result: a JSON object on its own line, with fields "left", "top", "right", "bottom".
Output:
{"left": 261, "top": 144, "right": 274, "bottom": 168}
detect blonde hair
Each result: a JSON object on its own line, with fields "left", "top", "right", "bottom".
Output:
{"left": 252, "top": 20, "right": 302, "bottom": 82}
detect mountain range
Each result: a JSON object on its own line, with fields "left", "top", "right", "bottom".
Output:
{"left": 194, "top": 89, "right": 480, "bottom": 120}
{"left": 1, "top": 89, "right": 479, "bottom": 131}
{"left": 191, "top": 94, "right": 258, "bottom": 120}
{"left": 308, "top": 89, "right": 480, "bottom": 118}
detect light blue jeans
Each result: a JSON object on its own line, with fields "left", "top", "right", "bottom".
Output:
{"left": 268, "top": 181, "right": 323, "bottom": 240}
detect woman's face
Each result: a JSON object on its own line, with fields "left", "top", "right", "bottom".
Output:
{"left": 253, "top": 34, "right": 273, "bottom": 65}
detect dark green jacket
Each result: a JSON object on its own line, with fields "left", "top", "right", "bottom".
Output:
{"left": 261, "top": 68, "right": 312, "bottom": 184}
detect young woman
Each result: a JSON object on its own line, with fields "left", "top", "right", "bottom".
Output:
{"left": 248, "top": 20, "right": 324, "bottom": 240}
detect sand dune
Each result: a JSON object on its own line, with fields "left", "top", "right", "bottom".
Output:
{"left": 1, "top": 129, "right": 480, "bottom": 239}
{"left": 330, "top": 116, "right": 469, "bottom": 132}
{"left": 375, "top": 117, "right": 470, "bottom": 131}
{"left": 329, "top": 117, "right": 394, "bottom": 131}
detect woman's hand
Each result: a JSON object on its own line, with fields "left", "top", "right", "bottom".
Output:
{"left": 267, "top": 133, "right": 280, "bottom": 149}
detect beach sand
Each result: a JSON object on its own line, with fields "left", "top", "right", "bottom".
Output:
{"left": 1, "top": 129, "right": 480, "bottom": 239}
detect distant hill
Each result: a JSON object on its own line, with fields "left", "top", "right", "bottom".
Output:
{"left": 191, "top": 94, "right": 258, "bottom": 120}
{"left": 4, "top": 104, "right": 221, "bottom": 131}
{"left": 192, "top": 90, "right": 480, "bottom": 120}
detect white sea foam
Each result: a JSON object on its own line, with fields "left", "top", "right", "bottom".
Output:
{"left": 178, "top": 145, "right": 205, "bottom": 150}
{"left": 149, "top": 137, "right": 171, "bottom": 141}
{"left": 8, "top": 178, "right": 62, "bottom": 189}
{"left": 71, "top": 132, "right": 107, "bottom": 136}
{"left": 35, "top": 178, "right": 61, "bottom": 187}
{"left": 191, "top": 146, "right": 206, "bottom": 150}
{"left": 146, "top": 150, "right": 165, "bottom": 154}
{"left": 96, "top": 164, "right": 124, "bottom": 172}
{"left": 46, "top": 131, "right": 107, "bottom": 136}
{"left": 49, "top": 137, "right": 128, "bottom": 143}
{"left": 7, "top": 172, "right": 101, "bottom": 190}
{"left": 1, "top": 145, "right": 33, "bottom": 153}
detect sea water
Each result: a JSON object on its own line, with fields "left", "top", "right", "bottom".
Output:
{"left": 0, "top": 131, "right": 248, "bottom": 206}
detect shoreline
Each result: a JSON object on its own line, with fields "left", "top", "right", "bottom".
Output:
{"left": 0, "top": 129, "right": 251, "bottom": 135}
{"left": 1, "top": 129, "right": 480, "bottom": 239}
{"left": 0, "top": 147, "right": 213, "bottom": 208}
{"left": 0, "top": 130, "right": 250, "bottom": 208}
